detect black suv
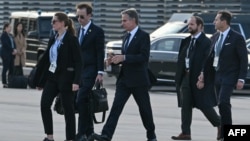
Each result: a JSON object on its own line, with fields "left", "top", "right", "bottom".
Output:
{"left": 9, "top": 11, "right": 79, "bottom": 67}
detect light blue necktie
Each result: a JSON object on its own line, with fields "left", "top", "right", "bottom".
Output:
{"left": 216, "top": 34, "right": 223, "bottom": 56}
{"left": 215, "top": 33, "right": 223, "bottom": 71}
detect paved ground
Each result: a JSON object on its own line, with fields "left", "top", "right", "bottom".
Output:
{"left": 0, "top": 66, "right": 250, "bottom": 141}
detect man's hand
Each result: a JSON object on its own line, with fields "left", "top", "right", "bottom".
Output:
{"left": 198, "top": 72, "right": 204, "bottom": 82}
{"left": 236, "top": 80, "right": 244, "bottom": 90}
{"left": 72, "top": 84, "right": 79, "bottom": 91}
{"left": 105, "top": 57, "right": 113, "bottom": 66}
{"left": 111, "top": 55, "right": 125, "bottom": 64}
{"left": 12, "top": 49, "right": 17, "bottom": 55}
{"left": 95, "top": 74, "right": 103, "bottom": 83}
{"left": 197, "top": 72, "right": 204, "bottom": 89}
{"left": 196, "top": 80, "right": 204, "bottom": 89}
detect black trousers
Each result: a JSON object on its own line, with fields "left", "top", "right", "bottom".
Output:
{"left": 101, "top": 77, "right": 156, "bottom": 140}
{"left": 215, "top": 84, "right": 234, "bottom": 138}
{"left": 180, "top": 74, "right": 220, "bottom": 135}
{"left": 1, "top": 54, "right": 14, "bottom": 84}
{"left": 40, "top": 76, "right": 76, "bottom": 140}
{"left": 76, "top": 78, "right": 96, "bottom": 137}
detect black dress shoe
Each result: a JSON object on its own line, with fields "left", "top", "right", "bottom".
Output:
{"left": 3, "top": 84, "right": 8, "bottom": 88}
{"left": 171, "top": 133, "right": 191, "bottom": 140}
{"left": 93, "top": 134, "right": 111, "bottom": 141}
{"left": 147, "top": 138, "right": 157, "bottom": 141}
{"left": 43, "top": 138, "right": 54, "bottom": 141}
{"left": 217, "top": 126, "right": 222, "bottom": 140}
{"left": 87, "top": 133, "right": 95, "bottom": 141}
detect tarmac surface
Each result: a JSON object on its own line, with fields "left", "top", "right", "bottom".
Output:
{"left": 0, "top": 66, "right": 250, "bottom": 141}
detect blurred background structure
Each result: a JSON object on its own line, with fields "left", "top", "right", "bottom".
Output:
{"left": 0, "top": 0, "right": 250, "bottom": 42}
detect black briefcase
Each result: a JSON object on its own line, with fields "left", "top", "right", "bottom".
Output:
{"left": 90, "top": 82, "right": 109, "bottom": 124}
{"left": 28, "top": 67, "right": 37, "bottom": 89}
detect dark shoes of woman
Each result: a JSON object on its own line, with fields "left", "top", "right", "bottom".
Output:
{"left": 43, "top": 137, "right": 54, "bottom": 141}
{"left": 3, "top": 84, "right": 8, "bottom": 88}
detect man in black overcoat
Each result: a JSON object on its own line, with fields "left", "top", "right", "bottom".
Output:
{"left": 173, "top": 16, "right": 221, "bottom": 140}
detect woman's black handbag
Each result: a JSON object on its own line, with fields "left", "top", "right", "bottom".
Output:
{"left": 90, "top": 82, "right": 109, "bottom": 124}
{"left": 53, "top": 92, "right": 78, "bottom": 115}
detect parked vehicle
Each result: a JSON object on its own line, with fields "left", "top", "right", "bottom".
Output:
{"left": 150, "top": 13, "right": 250, "bottom": 39}
{"left": 106, "top": 33, "right": 250, "bottom": 92}
{"left": 105, "top": 12, "right": 250, "bottom": 77}
{"left": 105, "top": 33, "right": 210, "bottom": 83}
{"left": 9, "top": 11, "right": 80, "bottom": 67}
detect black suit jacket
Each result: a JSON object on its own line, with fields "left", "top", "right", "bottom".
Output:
{"left": 210, "top": 29, "right": 248, "bottom": 85}
{"left": 118, "top": 28, "right": 151, "bottom": 87}
{"left": 0, "top": 32, "right": 16, "bottom": 58}
{"left": 175, "top": 32, "right": 217, "bottom": 108}
{"left": 77, "top": 22, "right": 105, "bottom": 79}
{"left": 34, "top": 31, "right": 82, "bottom": 89}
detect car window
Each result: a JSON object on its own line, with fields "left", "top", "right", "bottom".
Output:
{"left": 151, "top": 38, "right": 181, "bottom": 52}
{"left": 150, "top": 22, "right": 187, "bottom": 38}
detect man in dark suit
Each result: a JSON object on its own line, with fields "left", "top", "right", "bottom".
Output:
{"left": 93, "top": 8, "right": 157, "bottom": 141}
{"left": 199, "top": 10, "right": 248, "bottom": 141}
{"left": 75, "top": 3, "right": 105, "bottom": 141}
{"left": 173, "top": 16, "right": 221, "bottom": 140}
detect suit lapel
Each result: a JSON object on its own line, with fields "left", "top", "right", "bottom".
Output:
{"left": 220, "top": 30, "right": 231, "bottom": 54}
{"left": 123, "top": 29, "right": 141, "bottom": 53}
{"left": 80, "top": 23, "right": 93, "bottom": 46}
{"left": 122, "top": 34, "right": 127, "bottom": 53}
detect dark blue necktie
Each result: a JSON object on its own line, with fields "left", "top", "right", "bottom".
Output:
{"left": 124, "top": 33, "right": 131, "bottom": 51}
{"left": 188, "top": 38, "right": 195, "bottom": 57}
{"left": 79, "top": 28, "right": 85, "bottom": 45}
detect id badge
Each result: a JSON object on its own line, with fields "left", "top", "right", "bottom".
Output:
{"left": 213, "top": 56, "right": 219, "bottom": 67}
{"left": 185, "top": 58, "right": 190, "bottom": 69}
{"left": 49, "top": 62, "right": 57, "bottom": 73}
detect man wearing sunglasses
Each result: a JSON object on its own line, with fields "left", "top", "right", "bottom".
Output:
{"left": 75, "top": 2, "right": 105, "bottom": 141}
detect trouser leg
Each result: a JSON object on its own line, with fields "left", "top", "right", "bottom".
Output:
{"left": 180, "top": 75, "right": 193, "bottom": 135}
{"left": 40, "top": 80, "right": 58, "bottom": 135}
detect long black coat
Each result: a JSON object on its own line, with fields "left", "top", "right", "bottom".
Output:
{"left": 33, "top": 31, "right": 82, "bottom": 90}
{"left": 175, "top": 32, "right": 217, "bottom": 109}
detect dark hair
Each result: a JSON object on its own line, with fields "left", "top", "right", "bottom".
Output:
{"left": 14, "top": 22, "right": 25, "bottom": 37}
{"left": 76, "top": 3, "right": 93, "bottom": 15}
{"left": 2, "top": 22, "right": 10, "bottom": 33}
{"left": 121, "top": 8, "right": 139, "bottom": 25}
{"left": 54, "top": 12, "right": 75, "bottom": 36}
{"left": 193, "top": 16, "right": 204, "bottom": 28}
{"left": 217, "top": 10, "right": 232, "bottom": 25}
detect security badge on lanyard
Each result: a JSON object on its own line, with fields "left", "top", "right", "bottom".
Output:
{"left": 213, "top": 33, "right": 223, "bottom": 67}
{"left": 213, "top": 56, "right": 219, "bottom": 67}
{"left": 49, "top": 62, "right": 57, "bottom": 73}
{"left": 49, "top": 33, "right": 65, "bottom": 73}
{"left": 185, "top": 57, "right": 190, "bottom": 69}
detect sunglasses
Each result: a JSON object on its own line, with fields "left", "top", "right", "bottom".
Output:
{"left": 76, "top": 15, "right": 84, "bottom": 19}
{"left": 51, "top": 20, "right": 59, "bottom": 24}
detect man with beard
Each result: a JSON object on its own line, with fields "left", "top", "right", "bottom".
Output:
{"left": 172, "top": 16, "right": 221, "bottom": 140}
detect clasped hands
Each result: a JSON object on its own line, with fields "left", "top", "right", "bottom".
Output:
{"left": 196, "top": 72, "right": 244, "bottom": 90}
{"left": 196, "top": 72, "right": 204, "bottom": 89}
{"left": 105, "top": 54, "right": 125, "bottom": 65}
